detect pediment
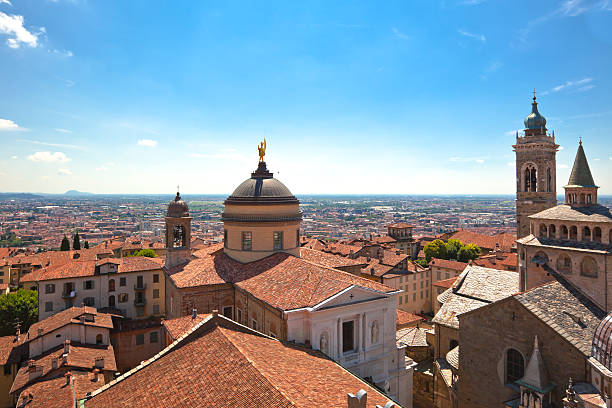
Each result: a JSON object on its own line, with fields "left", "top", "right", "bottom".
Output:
{"left": 313, "top": 285, "right": 390, "bottom": 311}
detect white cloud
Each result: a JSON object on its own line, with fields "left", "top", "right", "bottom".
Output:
{"left": 449, "top": 157, "right": 485, "bottom": 163}
{"left": 52, "top": 49, "right": 73, "bottom": 57}
{"left": 0, "top": 118, "right": 25, "bottom": 131}
{"left": 560, "top": 0, "right": 612, "bottom": 16}
{"left": 96, "top": 165, "right": 109, "bottom": 172}
{"left": 559, "top": 146, "right": 564, "bottom": 150}
{"left": 0, "top": 11, "right": 39, "bottom": 49}
{"left": 458, "top": 29, "right": 486, "bottom": 43}
{"left": 137, "top": 139, "right": 158, "bottom": 147}
{"left": 17, "top": 139, "right": 83, "bottom": 150}
{"left": 0, "top": 0, "right": 12, "bottom": 6}
{"left": 11, "top": 155, "right": 17, "bottom": 159}
{"left": 27, "top": 151, "right": 70, "bottom": 163}
{"left": 540, "top": 78, "right": 594, "bottom": 95}
{"left": 58, "top": 168, "right": 72, "bottom": 175}
{"left": 391, "top": 27, "right": 411, "bottom": 40}
{"left": 559, "top": 164, "right": 569, "bottom": 168}
{"left": 54, "top": 128, "right": 72, "bottom": 133}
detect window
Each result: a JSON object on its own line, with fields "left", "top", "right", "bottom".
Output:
{"left": 136, "top": 307, "right": 144, "bottom": 317}
{"left": 273, "top": 231, "right": 283, "bottom": 250}
{"left": 45, "top": 301, "right": 53, "bottom": 312}
{"left": 296, "top": 229, "right": 300, "bottom": 247}
{"left": 413, "top": 293, "right": 416, "bottom": 301}
{"left": 153, "top": 303, "right": 160, "bottom": 315}
{"left": 420, "top": 281, "right": 424, "bottom": 289}
{"left": 120, "top": 277, "right": 126, "bottom": 287}
{"left": 136, "top": 275, "right": 144, "bottom": 288}
{"left": 437, "top": 271, "right": 441, "bottom": 280}
{"left": 237, "top": 309, "right": 242, "bottom": 323}
{"left": 420, "top": 291, "right": 423, "bottom": 299}
{"left": 108, "top": 279, "right": 115, "bottom": 292}
{"left": 109, "top": 295, "right": 115, "bottom": 307}
{"left": 399, "top": 296, "right": 403, "bottom": 305}
{"left": 224, "top": 229, "right": 228, "bottom": 248}
{"left": 252, "top": 320, "right": 258, "bottom": 331}
{"left": 84, "top": 280, "right": 94, "bottom": 290}
{"left": 242, "top": 232, "right": 252, "bottom": 251}
{"left": 96, "top": 334, "right": 103, "bottom": 345}
{"left": 342, "top": 320, "right": 355, "bottom": 353}
{"left": 506, "top": 349, "right": 525, "bottom": 383}
{"left": 153, "top": 274, "right": 159, "bottom": 283}
{"left": 153, "top": 289, "right": 160, "bottom": 299}
{"left": 223, "top": 306, "right": 233, "bottom": 319}
{"left": 581, "top": 256, "right": 598, "bottom": 278}
{"left": 45, "top": 284, "right": 55, "bottom": 294}
{"left": 413, "top": 283, "right": 416, "bottom": 291}
{"left": 3, "top": 365, "right": 10, "bottom": 376}
{"left": 119, "top": 293, "right": 128, "bottom": 303}
{"left": 557, "top": 255, "right": 572, "bottom": 274}
{"left": 84, "top": 297, "right": 95, "bottom": 307}
{"left": 150, "top": 332, "right": 158, "bottom": 343}
{"left": 135, "top": 334, "right": 145, "bottom": 345}
{"left": 450, "top": 339, "right": 459, "bottom": 350}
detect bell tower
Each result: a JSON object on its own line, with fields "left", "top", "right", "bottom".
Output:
{"left": 514, "top": 93, "right": 559, "bottom": 238}
{"left": 165, "top": 190, "right": 192, "bottom": 269}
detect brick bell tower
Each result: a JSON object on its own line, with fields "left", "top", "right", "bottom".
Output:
{"left": 514, "top": 92, "right": 559, "bottom": 239}
{"left": 165, "top": 190, "right": 192, "bottom": 268}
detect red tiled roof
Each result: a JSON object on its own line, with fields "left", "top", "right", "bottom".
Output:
{"left": 429, "top": 258, "right": 468, "bottom": 272}
{"left": 0, "top": 335, "right": 26, "bottom": 365}
{"left": 445, "top": 230, "right": 516, "bottom": 251}
{"left": 396, "top": 310, "right": 423, "bottom": 326}
{"left": 17, "top": 371, "right": 104, "bottom": 408}
{"left": 388, "top": 223, "right": 415, "bottom": 229}
{"left": 299, "top": 247, "right": 366, "bottom": 269}
{"left": 432, "top": 276, "right": 458, "bottom": 289}
{"left": 26, "top": 307, "right": 113, "bottom": 342}
{"left": 86, "top": 316, "right": 393, "bottom": 407}
{"left": 473, "top": 253, "right": 518, "bottom": 270}
{"left": 11, "top": 343, "right": 116, "bottom": 395}
{"left": 162, "top": 314, "right": 210, "bottom": 341}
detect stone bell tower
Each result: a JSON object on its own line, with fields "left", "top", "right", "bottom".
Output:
{"left": 514, "top": 93, "right": 559, "bottom": 238}
{"left": 165, "top": 190, "right": 192, "bottom": 269}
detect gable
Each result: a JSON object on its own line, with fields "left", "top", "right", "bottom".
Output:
{"left": 314, "top": 285, "right": 390, "bottom": 311}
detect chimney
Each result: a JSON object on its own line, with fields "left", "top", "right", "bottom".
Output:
{"left": 192, "top": 308, "right": 197, "bottom": 319}
{"left": 65, "top": 371, "right": 72, "bottom": 386}
{"left": 51, "top": 357, "right": 58, "bottom": 369}
{"left": 28, "top": 361, "right": 42, "bottom": 381}
{"left": 395, "top": 250, "right": 400, "bottom": 255}
{"left": 91, "top": 368, "right": 100, "bottom": 382}
{"left": 370, "top": 268, "right": 375, "bottom": 276}
{"left": 64, "top": 339, "right": 70, "bottom": 354}
{"left": 37, "top": 328, "right": 43, "bottom": 337}
{"left": 94, "top": 356, "right": 104, "bottom": 369}
{"left": 348, "top": 389, "right": 367, "bottom": 408}
{"left": 212, "top": 309, "right": 219, "bottom": 318}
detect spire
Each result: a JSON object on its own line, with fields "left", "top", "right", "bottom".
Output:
{"left": 566, "top": 140, "right": 597, "bottom": 188}
{"left": 518, "top": 335, "right": 551, "bottom": 393}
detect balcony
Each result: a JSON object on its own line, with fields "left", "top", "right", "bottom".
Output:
{"left": 61, "top": 290, "right": 76, "bottom": 299}
{"left": 134, "top": 297, "right": 146, "bottom": 307}
{"left": 133, "top": 283, "right": 146, "bottom": 291}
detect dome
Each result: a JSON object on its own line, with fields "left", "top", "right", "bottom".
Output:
{"left": 225, "top": 161, "right": 299, "bottom": 205}
{"left": 524, "top": 96, "right": 547, "bottom": 130}
{"left": 167, "top": 192, "right": 190, "bottom": 218}
{"left": 591, "top": 312, "right": 612, "bottom": 371}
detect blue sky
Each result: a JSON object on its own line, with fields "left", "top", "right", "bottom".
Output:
{"left": 1, "top": 0, "right": 612, "bottom": 195}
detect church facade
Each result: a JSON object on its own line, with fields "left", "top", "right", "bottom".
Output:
{"left": 162, "top": 152, "right": 414, "bottom": 407}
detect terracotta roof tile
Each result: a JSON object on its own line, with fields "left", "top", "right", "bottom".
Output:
{"left": 429, "top": 258, "right": 468, "bottom": 272}
{"left": 299, "top": 247, "right": 366, "bottom": 269}
{"left": 162, "top": 314, "right": 210, "bottom": 341}
{"left": 26, "top": 307, "right": 113, "bottom": 342}
{"left": 17, "top": 371, "right": 104, "bottom": 408}
{"left": 396, "top": 310, "right": 423, "bottom": 326}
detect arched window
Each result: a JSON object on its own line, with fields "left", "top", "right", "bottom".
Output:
{"left": 570, "top": 226, "right": 578, "bottom": 240}
{"left": 581, "top": 256, "right": 598, "bottom": 278}
{"left": 173, "top": 225, "right": 185, "bottom": 247}
{"left": 548, "top": 224, "right": 556, "bottom": 239}
{"left": 593, "top": 227, "right": 602, "bottom": 243}
{"left": 547, "top": 168, "right": 552, "bottom": 192}
{"left": 109, "top": 295, "right": 115, "bottom": 308}
{"left": 539, "top": 224, "right": 547, "bottom": 238}
{"left": 532, "top": 251, "right": 548, "bottom": 267}
{"left": 580, "top": 194, "right": 586, "bottom": 204}
{"left": 506, "top": 349, "right": 525, "bottom": 383}
{"left": 583, "top": 227, "right": 591, "bottom": 241}
{"left": 524, "top": 168, "right": 531, "bottom": 192}
{"left": 587, "top": 194, "right": 593, "bottom": 204}
{"left": 557, "top": 255, "right": 572, "bottom": 274}
{"left": 108, "top": 279, "right": 115, "bottom": 292}
{"left": 96, "top": 334, "right": 103, "bottom": 345}
{"left": 530, "top": 168, "right": 537, "bottom": 192}
{"left": 560, "top": 225, "right": 568, "bottom": 239}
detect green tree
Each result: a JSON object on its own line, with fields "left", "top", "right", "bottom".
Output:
{"left": 60, "top": 235, "right": 70, "bottom": 251}
{"left": 73, "top": 231, "right": 81, "bottom": 250}
{"left": 414, "top": 259, "right": 429, "bottom": 268}
{"left": 457, "top": 244, "right": 481, "bottom": 262}
{"left": 423, "top": 239, "right": 447, "bottom": 262}
{"left": 0, "top": 290, "right": 38, "bottom": 336}
{"left": 131, "top": 249, "right": 158, "bottom": 258}
{"left": 84, "top": 241, "right": 90, "bottom": 249}
{"left": 445, "top": 239, "right": 463, "bottom": 260}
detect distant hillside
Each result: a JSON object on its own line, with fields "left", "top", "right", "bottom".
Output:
{"left": 64, "top": 190, "right": 95, "bottom": 196}
{"left": 0, "top": 193, "right": 44, "bottom": 200}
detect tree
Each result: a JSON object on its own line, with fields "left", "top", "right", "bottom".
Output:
{"left": 414, "top": 259, "right": 429, "bottom": 268}
{"left": 445, "top": 239, "right": 463, "bottom": 260}
{"left": 131, "top": 249, "right": 157, "bottom": 258}
{"left": 424, "top": 239, "right": 447, "bottom": 262}
{"left": 60, "top": 235, "right": 70, "bottom": 251}
{"left": 73, "top": 231, "right": 81, "bottom": 250}
{"left": 84, "top": 241, "right": 90, "bottom": 249}
{"left": 0, "top": 290, "right": 38, "bottom": 336}
{"left": 457, "top": 244, "right": 481, "bottom": 262}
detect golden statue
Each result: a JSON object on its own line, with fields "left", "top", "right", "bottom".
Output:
{"left": 258, "top": 138, "right": 266, "bottom": 162}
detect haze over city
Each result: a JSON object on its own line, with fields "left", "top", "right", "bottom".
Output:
{"left": 1, "top": 0, "right": 612, "bottom": 195}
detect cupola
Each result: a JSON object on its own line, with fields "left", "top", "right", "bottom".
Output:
{"left": 222, "top": 140, "right": 302, "bottom": 263}
{"left": 165, "top": 189, "right": 192, "bottom": 268}
{"left": 524, "top": 94, "right": 547, "bottom": 131}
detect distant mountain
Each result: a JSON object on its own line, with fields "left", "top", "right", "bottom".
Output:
{"left": 0, "top": 193, "right": 44, "bottom": 200}
{"left": 64, "top": 190, "right": 95, "bottom": 196}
